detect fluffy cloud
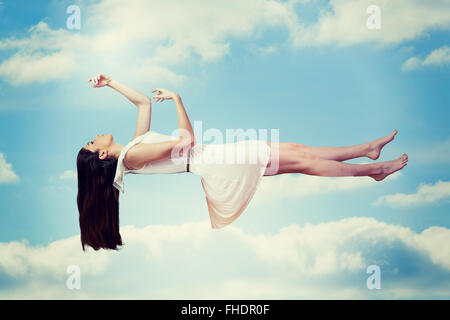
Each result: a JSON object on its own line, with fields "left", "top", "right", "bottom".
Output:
{"left": 0, "top": 152, "right": 19, "bottom": 183}
{"left": 287, "top": 0, "right": 450, "bottom": 47}
{"left": 402, "top": 46, "right": 450, "bottom": 71}
{"left": 249, "top": 44, "right": 279, "bottom": 57}
{"left": 0, "top": 51, "right": 75, "bottom": 85}
{"left": 0, "top": 21, "right": 81, "bottom": 85}
{"left": 59, "top": 170, "right": 77, "bottom": 180}
{"left": 0, "top": 0, "right": 288, "bottom": 85}
{"left": 1, "top": 0, "right": 450, "bottom": 85}
{"left": 372, "top": 180, "right": 450, "bottom": 207}
{"left": 0, "top": 217, "right": 449, "bottom": 299}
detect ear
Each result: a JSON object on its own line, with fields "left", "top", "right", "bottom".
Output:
{"left": 99, "top": 150, "right": 108, "bottom": 160}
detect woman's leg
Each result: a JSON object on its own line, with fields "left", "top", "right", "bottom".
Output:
{"left": 264, "top": 141, "right": 408, "bottom": 181}
{"left": 298, "top": 129, "right": 398, "bottom": 161}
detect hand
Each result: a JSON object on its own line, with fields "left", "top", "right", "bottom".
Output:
{"left": 88, "top": 74, "right": 111, "bottom": 88}
{"left": 151, "top": 88, "right": 178, "bottom": 103}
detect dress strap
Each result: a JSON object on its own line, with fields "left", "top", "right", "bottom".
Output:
{"left": 113, "top": 133, "right": 148, "bottom": 194}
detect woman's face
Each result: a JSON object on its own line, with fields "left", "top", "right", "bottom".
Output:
{"left": 83, "top": 134, "right": 113, "bottom": 152}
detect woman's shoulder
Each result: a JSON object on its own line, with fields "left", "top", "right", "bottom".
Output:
{"left": 123, "top": 149, "right": 143, "bottom": 170}
{"left": 122, "top": 154, "right": 136, "bottom": 170}
{"left": 119, "top": 130, "right": 178, "bottom": 170}
{"left": 117, "top": 133, "right": 149, "bottom": 169}
{"left": 121, "top": 137, "right": 149, "bottom": 171}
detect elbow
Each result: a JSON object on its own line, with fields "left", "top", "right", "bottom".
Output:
{"left": 178, "top": 136, "right": 195, "bottom": 148}
{"left": 137, "top": 96, "right": 151, "bottom": 107}
{"left": 190, "top": 136, "right": 196, "bottom": 147}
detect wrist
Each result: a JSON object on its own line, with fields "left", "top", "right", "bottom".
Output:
{"left": 106, "top": 78, "right": 114, "bottom": 87}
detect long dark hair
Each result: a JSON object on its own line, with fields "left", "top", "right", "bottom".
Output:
{"left": 76, "top": 147, "right": 123, "bottom": 251}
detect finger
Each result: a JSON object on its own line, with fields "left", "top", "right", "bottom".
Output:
{"left": 161, "top": 98, "right": 165, "bottom": 102}
{"left": 97, "top": 74, "right": 101, "bottom": 81}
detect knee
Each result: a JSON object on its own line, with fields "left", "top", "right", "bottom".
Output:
{"left": 288, "top": 143, "right": 315, "bottom": 159}
{"left": 297, "top": 150, "right": 318, "bottom": 160}
{"left": 295, "top": 149, "right": 321, "bottom": 172}
{"left": 288, "top": 142, "right": 306, "bottom": 151}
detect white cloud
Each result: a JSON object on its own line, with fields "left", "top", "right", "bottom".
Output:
{"left": 59, "top": 170, "right": 77, "bottom": 180}
{"left": 250, "top": 44, "right": 279, "bottom": 56}
{"left": 402, "top": 46, "right": 450, "bottom": 71}
{"left": 287, "top": 0, "right": 450, "bottom": 48}
{"left": 372, "top": 180, "right": 450, "bottom": 207}
{"left": 0, "top": 217, "right": 449, "bottom": 299}
{"left": 2, "top": 0, "right": 449, "bottom": 85}
{"left": 0, "top": 0, "right": 288, "bottom": 85}
{"left": 0, "top": 51, "right": 75, "bottom": 85}
{"left": 0, "top": 152, "right": 19, "bottom": 183}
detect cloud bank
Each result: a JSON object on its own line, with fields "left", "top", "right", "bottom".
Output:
{"left": 0, "top": 217, "right": 449, "bottom": 299}
{"left": 1, "top": 0, "right": 449, "bottom": 85}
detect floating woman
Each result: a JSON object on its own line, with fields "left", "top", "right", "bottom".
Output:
{"left": 76, "top": 74, "right": 408, "bottom": 251}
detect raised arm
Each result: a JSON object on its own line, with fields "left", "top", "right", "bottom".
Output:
{"left": 152, "top": 88, "right": 196, "bottom": 147}
{"left": 88, "top": 74, "right": 151, "bottom": 140}
{"left": 122, "top": 89, "right": 196, "bottom": 170}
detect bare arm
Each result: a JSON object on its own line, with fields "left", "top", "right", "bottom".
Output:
{"left": 123, "top": 89, "right": 196, "bottom": 170}
{"left": 152, "top": 88, "right": 196, "bottom": 147}
{"left": 88, "top": 74, "right": 151, "bottom": 140}
{"left": 173, "top": 94, "right": 196, "bottom": 147}
{"left": 107, "top": 79, "right": 151, "bottom": 108}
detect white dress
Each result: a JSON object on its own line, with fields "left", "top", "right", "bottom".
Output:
{"left": 113, "top": 130, "right": 272, "bottom": 229}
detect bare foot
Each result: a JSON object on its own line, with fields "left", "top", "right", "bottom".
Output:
{"left": 366, "top": 129, "right": 398, "bottom": 160}
{"left": 369, "top": 154, "right": 408, "bottom": 181}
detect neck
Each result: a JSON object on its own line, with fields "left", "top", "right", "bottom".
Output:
{"left": 109, "top": 142, "right": 125, "bottom": 159}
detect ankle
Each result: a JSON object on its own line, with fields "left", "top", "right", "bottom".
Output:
{"left": 374, "top": 163, "right": 384, "bottom": 175}
{"left": 365, "top": 141, "right": 375, "bottom": 152}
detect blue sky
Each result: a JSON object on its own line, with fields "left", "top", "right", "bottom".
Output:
{"left": 0, "top": 0, "right": 449, "bottom": 299}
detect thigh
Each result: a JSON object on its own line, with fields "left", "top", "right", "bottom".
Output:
{"left": 263, "top": 142, "right": 306, "bottom": 176}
